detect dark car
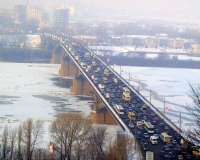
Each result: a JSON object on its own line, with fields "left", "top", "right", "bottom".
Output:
{"left": 168, "top": 152, "right": 175, "bottom": 159}
{"left": 173, "top": 148, "right": 181, "bottom": 155}
{"left": 155, "top": 128, "right": 160, "bottom": 133}
{"left": 164, "top": 126, "right": 170, "bottom": 130}
{"left": 160, "top": 151, "right": 165, "bottom": 157}
{"left": 137, "top": 134, "right": 143, "bottom": 140}
{"left": 141, "top": 144, "right": 149, "bottom": 151}
{"left": 163, "top": 155, "right": 171, "bottom": 160}
{"left": 166, "top": 142, "right": 173, "bottom": 148}
{"left": 177, "top": 155, "right": 184, "bottom": 160}
{"left": 164, "top": 145, "right": 170, "bottom": 152}
{"left": 140, "top": 139, "right": 146, "bottom": 145}
{"left": 159, "top": 122, "right": 165, "bottom": 127}
{"left": 120, "top": 114, "right": 126, "bottom": 119}
{"left": 172, "top": 140, "right": 177, "bottom": 144}
{"left": 185, "top": 154, "right": 191, "bottom": 159}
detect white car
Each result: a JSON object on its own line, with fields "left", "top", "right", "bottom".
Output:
{"left": 150, "top": 136, "right": 158, "bottom": 144}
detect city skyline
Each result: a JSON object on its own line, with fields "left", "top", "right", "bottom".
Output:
{"left": 0, "top": 0, "right": 200, "bottom": 23}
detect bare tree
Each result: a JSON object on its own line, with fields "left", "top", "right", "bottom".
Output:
{"left": 49, "top": 112, "right": 92, "bottom": 160}
{"left": 15, "top": 124, "right": 23, "bottom": 160}
{"left": 85, "top": 125, "right": 107, "bottom": 160}
{"left": 1, "top": 126, "right": 10, "bottom": 159}
{"left": 9, "top": 128, "right": 17, "bottom": 160}
{"left": 105, "top": 134, "right": 135, "bottom": 160}
{"left": 22, "top": 119, "right": 44, "bottom": 160}
{"left": 185, "top": 83, "right": 200, "bottom": 143}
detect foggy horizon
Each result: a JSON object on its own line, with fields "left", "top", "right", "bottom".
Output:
{"left": 0, "top": 0, "right": 200, "bottom": 23}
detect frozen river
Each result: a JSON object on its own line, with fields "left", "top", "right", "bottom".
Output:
{"left": 0, "top": 62, "right": 199, "bottom": 149}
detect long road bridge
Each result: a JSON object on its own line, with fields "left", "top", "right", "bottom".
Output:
{"left": 41, "top": 33, "right": 197, "bottom": 160}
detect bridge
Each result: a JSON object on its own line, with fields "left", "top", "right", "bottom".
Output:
{"left": 41, "top": 33, "right": 196, "bottom": 160}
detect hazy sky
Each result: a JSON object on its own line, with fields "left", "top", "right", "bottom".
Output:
{"left": 1, "top": 0, "right": 200, "bottom": 23}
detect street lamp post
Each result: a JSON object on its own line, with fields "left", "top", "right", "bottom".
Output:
{"left": 174, "top": 107, "right": 182, "bottom": 134}
{"left": 163, "top": 98, "right": 166, "bottom": 120}
{"left": 134, "top": 76, "right": 140, "bottom": 96}
{"left": 178, "top": 109, "right": 182, "bottom": 134}
{"left": 149, "top": 87, "right": 152, "bottom": 104}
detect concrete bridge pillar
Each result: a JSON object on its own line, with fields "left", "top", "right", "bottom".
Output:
{"left": 51, "top": 51, "right": 63, "bottom": 64}
{"left": 70, "top": 73, "right": 93, "bottom": 96}
{"left": 50, "top": 45, "right": 63, "bottom": 64}
{"left": 90, "top": 94, "right": 118, "bottom": 125}
{"left": 59, "top": 56, "right": 76, "bottom": 77}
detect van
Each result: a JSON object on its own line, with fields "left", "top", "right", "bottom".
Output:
{"left": 137, "top": 121, "right": 143, "bottom": 129}
{"left": 75, "top": 56, "right": 79, "bottom": 60}
{"left": 150, "top": 136, "right": 158, "bottom": 144}
{"left": 103, "top": 77, "right": 108, "bottom": 84}
{"left": 128, "top": 112, "right": 135, "bottom": 121}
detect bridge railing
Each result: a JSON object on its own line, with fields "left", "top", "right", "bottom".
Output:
{"left": 60, "top": 43, "right": 131, "bottom": 133}
{"left": 86, "top": 45, "right": 181, "bottom": 135}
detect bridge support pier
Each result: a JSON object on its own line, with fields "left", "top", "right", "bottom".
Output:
{"left": 51, "top": 51, "right": 62, "bottom": 64}
{"left": 90, "top": 94, "right": 118, "bottom": 125}
{"left": 59, "top": 57, "right": 76, "bottom": 77}
{"left": 70, "top": 75, "right": 93, "bottom": 96}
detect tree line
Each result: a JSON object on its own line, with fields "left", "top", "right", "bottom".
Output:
{"left": 0, "top": 113, "right": 135, "bottom": 160}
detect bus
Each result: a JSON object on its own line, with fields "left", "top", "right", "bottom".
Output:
{"left": 122, "top": 93, "right": 131, "bottom": 101}
{"left": 122, "top": 87, "right": 130, "bottom": 95}
{"left": 160, "top": 133, "right": 171, "bottom": 142}
{"left": 146, "top": 151, "right": 154, "bottom": 160}
{"left": 114, "top": 105, "right": 124, "bottom": 115}
{"left": 143, "top": 121, "right": 154, "bottom": 133}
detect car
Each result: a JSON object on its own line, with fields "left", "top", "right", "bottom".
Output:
{"left": 164, "top": 126, "right": 170, "bottom": 130}
{"left": 150, "top": 112, "right": 156, "bottom": 117}
{"left": 155, "top": 128, "right": 160, "bottom": 133}
{"left": 168, "top": 152, "right": 175, "bottom": 159}
{"left": 166, "top": 142, "right": 173, "bottom": 148}
{"left": 128, "top": 108, "right": 133, "bottom": 112}
{"left": 136, "top": 98, "right": 141, "bottom": 102}
{"left": 141, "top": 144, "right": 149, "bottom": 151}
{"left": 164, "top": 145, "right": 170, "bottom": 152}
{"left": 185, "top": 154, "right": 191, "bottom": 159}
{"left": 159, "top": 122, "right": 165, "bottom": 127}
{"left": 137, "top": 134, "right": 143, "bottom": 140}
{"left": 128, "top": 123, "right": 135, "bottom": 129}
{"left": 173, "top": 147, "right": 181, "bottom": 155}
{"left": 132, "top": 100, "right": 137, "bottom": 104}
{"left": 177, "top": 155, "right": 184, "bottom": 160}
{"left": 163, "top": 155, "right": 171, "bottom": 160}
{"left": 160, "top": 151, "right": 165, "bottom": 157}
{"left": 172, "top": 140, "right": 177, "bottom": 144}
{"left": 120, "top": 114, "right": 126, "bottom": 119}
{"left": 153, "top": 134, "right": 159, "bottom": 139}
{"left": 140, "top": 139, "right": 146, "bottom": 145}
{"left": 143, "top": 133, "right": 149, "bottom": 138}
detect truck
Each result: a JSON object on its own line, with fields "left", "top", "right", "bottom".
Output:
{"left": 128, "top": 112, "right": 135, "bottom": 120}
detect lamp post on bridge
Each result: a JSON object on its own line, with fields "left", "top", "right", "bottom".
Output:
{"left": 175, "top": 107, "right": 182, "bottom": 134}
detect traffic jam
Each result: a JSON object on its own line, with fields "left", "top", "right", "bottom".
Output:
{"left": 64, "top": 41, "right": 199, "bottom": 160}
